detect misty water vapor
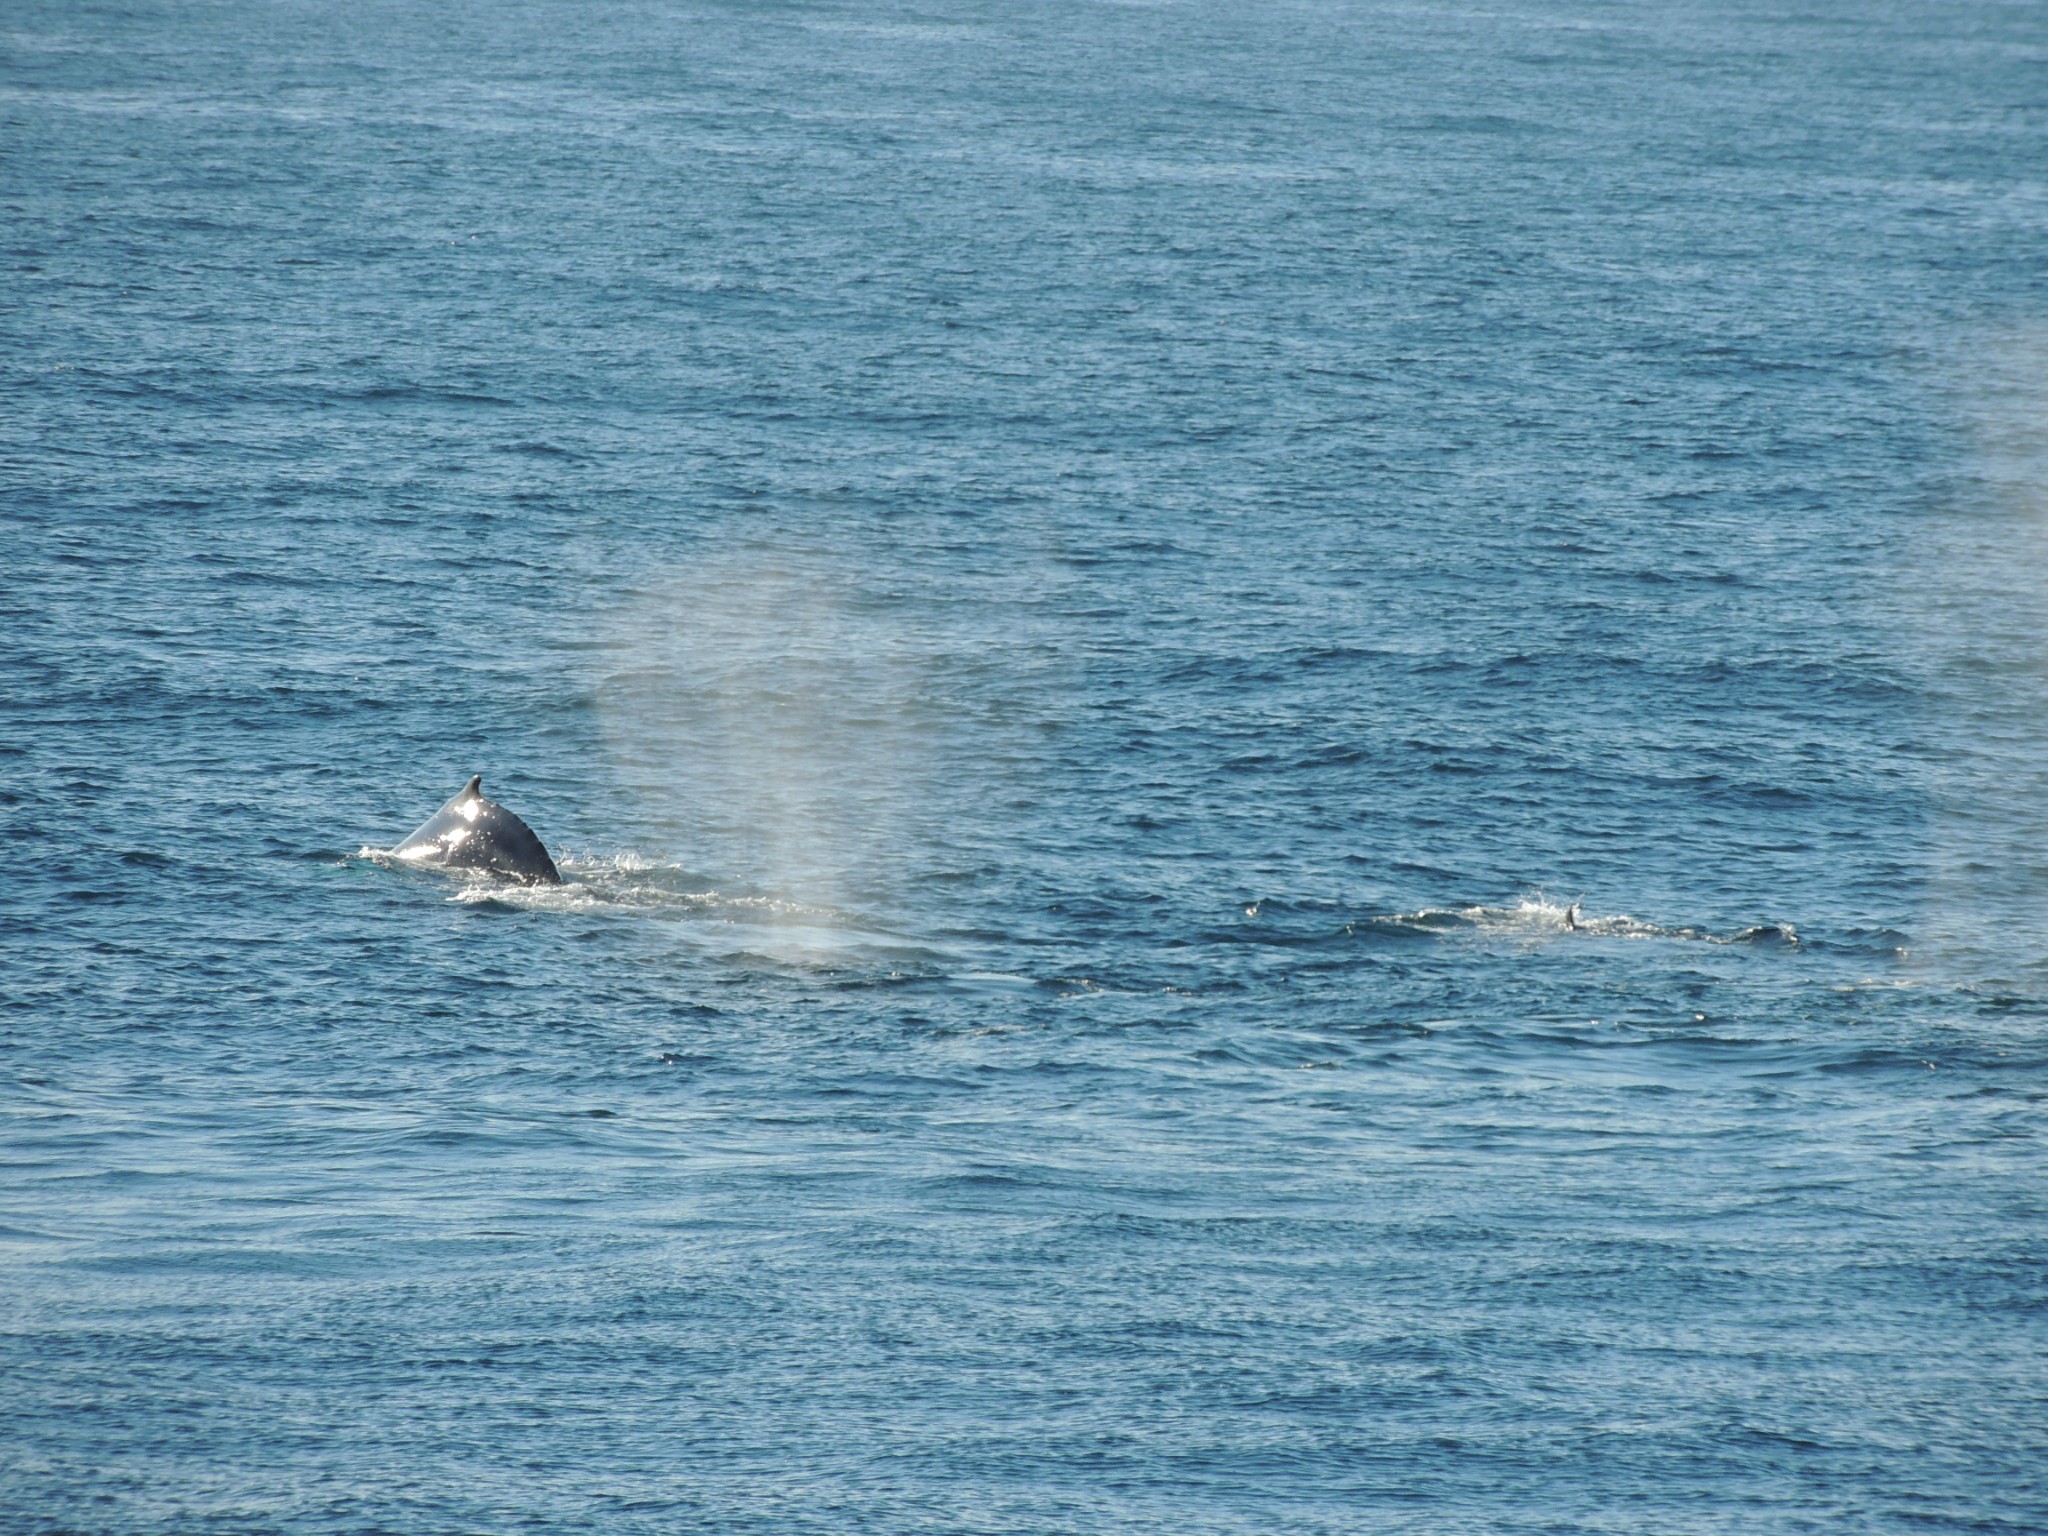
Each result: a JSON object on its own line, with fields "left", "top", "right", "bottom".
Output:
{"left": 597, "top": 545, "right": 960, "bottom": 914}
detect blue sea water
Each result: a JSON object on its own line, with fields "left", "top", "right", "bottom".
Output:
{"left": 5, "top": 0, "right": 2048, "bottom": 1530}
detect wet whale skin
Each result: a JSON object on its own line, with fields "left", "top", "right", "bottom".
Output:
{"left": 391, "top": 775, "right": 561, "bottom": 885}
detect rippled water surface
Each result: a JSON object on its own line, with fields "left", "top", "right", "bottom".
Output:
{"left": 6, "top": 1, "right": 2048, "bottom": 1531}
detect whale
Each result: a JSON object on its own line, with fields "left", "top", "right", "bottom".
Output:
{"left": 390, "top": 774, "right": 562, "bottom": 885}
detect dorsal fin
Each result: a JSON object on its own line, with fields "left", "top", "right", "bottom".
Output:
{"left": 463, "top": 774, "right": 483, "bottom": 798}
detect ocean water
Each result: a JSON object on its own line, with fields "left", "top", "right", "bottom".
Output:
{"left": 5, "top": 0, "right": 2048, "bottom": 1530}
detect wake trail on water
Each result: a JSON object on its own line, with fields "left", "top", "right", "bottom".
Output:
{"left": 356, "top": 847, "right": 960, "bottom": 972}
{"left": 359, "top": 846, "right": 1802, "bottom": 988}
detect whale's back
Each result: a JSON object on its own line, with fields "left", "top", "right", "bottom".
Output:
{"left": 392, "top": 776, "right": 562, "bottom": 885}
